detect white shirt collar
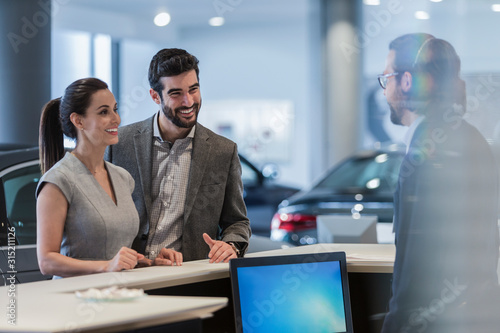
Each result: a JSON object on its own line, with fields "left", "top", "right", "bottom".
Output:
{"left": 404, "top": 115, "right": 425, "bottom": 153}
{"left": 153, "top": 111, "right": 196, "bottom": 142}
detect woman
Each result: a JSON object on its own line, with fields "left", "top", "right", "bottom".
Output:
{"left": 37, "top": 78, "right": 146, "bottom": 278}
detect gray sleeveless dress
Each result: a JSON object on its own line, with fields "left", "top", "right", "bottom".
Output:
{"left": 37, "top": 153, "right": 139, "bottom": 269}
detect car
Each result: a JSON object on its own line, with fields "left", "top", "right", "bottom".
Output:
{"left": 239, "top": 155, "right": 300, "bottom": 236}
{"left": 0, "top": 146, "right": 297, "bottom": 283}
{"left": 0, "top": 145, "right": 46, "bottom": 283}
{"left": 270, "top": 145, "right": 405, "bottom": 246}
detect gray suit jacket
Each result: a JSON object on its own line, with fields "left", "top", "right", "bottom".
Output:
{"left": 105, "top": 116, "right": 251, "bottom": 261}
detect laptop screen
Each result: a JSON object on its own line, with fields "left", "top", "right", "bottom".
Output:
{"left": 229, "top": 252, "right": 353, "bottom": 333}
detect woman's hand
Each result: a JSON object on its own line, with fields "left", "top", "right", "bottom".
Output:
{"left": 106, "top": 247, "right": 144, "bottom": 272}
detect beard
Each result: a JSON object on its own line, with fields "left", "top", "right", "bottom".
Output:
{"left": 161, "top": 101, "right": 201, "bottom": 129}
{"left": 389, "top": 103, "right": 404, "bottom": 125}
{"left": 388, "top": 88, "right": 407, "bottom": 126}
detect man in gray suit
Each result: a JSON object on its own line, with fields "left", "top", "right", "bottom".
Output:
{"left": 106, "top": 48, "right": 251, "bottom": 264}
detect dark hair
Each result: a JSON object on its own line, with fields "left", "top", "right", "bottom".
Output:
{"left": 39, "top": 78, "right": 108, "bottom": 174}
{"left": 389, "top": 33, "right": 435, "bottom": 75}
{"left": 389, "top": 33, "right": 465, "bottom": 115}
{"left": 148, "top": 48, "right": 199, "bottom": 96}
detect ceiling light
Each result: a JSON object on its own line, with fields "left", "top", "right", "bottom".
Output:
{"left": 492, "top": 4, "right": 500, "bottom": 12}
{"left": 209, "top": 16, "right": 225, "bottom": 26}
{"left": 414, "top": 11, "right": 430, "bottom": 20}
{"left": 363, "top": 0, "right": 380, "bottom": 5}
{"left": 429, "top": 0, "right": 442, "bottom": 2}
{"left": 154, "top": 12, "right": 171, "bottom": 27}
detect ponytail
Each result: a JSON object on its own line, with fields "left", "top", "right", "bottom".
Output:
{"left": 39, "top": 98, "right": 64, "bottom": 174}
{"left": 39, "top": 78, "right": 109, "bottom": 174}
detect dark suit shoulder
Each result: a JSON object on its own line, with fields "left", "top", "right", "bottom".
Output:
{"left": 113, "top": 116, "right": 154, "bottom": 149}
{"left": 106, "top": 116, "right": 154, "bottom": 163}
{"left": 196, "top": 123, "right": 237, "bottom": 148}
{"left": 118, "top": 116, "right": 154, "bottom": 136}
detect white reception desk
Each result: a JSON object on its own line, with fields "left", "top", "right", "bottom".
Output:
{"left": 0, "top": 243, "right": 395, "bottom": 332}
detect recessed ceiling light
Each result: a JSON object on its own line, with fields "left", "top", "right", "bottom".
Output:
{"left": 429, "top": 0, "right": 443, "bottom": 3}
{"left": 492, "top": 4, "right": 500, "bottom": 12}
{"left": 154, "top": 12, "right": 171, "bottom": 27}
{"left": 209, "top": 16, "right": 225, "bottom": 26}
{"left": 415, "top": 11, "right": 430, "bottom": 20}
{"left": 363, "top": 0, "right": 380, "bottom": 5}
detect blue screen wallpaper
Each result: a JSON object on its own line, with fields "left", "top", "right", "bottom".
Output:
{"left": 237, "top": 260, "right": 347, "bottom": 333}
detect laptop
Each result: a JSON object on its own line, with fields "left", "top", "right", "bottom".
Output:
{"left": 229, "top": 251, "right": 353, "bottom": 333}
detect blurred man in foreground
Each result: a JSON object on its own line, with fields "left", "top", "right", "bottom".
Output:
{"left": 379, "top": 33, "right": 500, "bottom": 333}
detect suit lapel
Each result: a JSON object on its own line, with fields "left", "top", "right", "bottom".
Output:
{"left": 134, "top": 117, "right": 154, "bottom": 218}
{"left": 184, "top": 124, "right": 211, "bottom": 223}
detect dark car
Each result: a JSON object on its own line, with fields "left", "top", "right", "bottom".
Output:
{"left": 270, "top": 145, "right": 405, "bottom": 246}
{"left": 239, "top": 155, "right": 299, "bottom": 236}
{"left": 0, "top": 147, "right": 297, "bottom": 283}
{"left": 0, "top": 146, "right": 46, "bottom": 283}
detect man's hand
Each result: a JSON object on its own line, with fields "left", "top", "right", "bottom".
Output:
{"left": 203, "top": 233, "right": 237, "bottom": 263}
{"left": 153, "top": 248, "right": 183, "bottom": 266}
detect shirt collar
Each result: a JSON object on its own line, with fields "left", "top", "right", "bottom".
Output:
{"left": 153, "top": 111, "right": 196, "bottom": 142}
{"left": 404, "top": 115, "right": 425, "bottom": 153}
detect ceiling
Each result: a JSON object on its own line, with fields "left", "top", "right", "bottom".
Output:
{"left": 54, "top": 0, "right": 500, "bottom": 73}
{"left": 66, "top": 0, "right": 311, "bottom": 29}
{"left": 67, "top": 0, "right": 498, "bottom": 27}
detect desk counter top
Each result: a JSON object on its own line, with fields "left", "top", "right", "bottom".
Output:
{"left": 246, "top": 243, "right": 395, "bottom": 273}
{"left": 13, "top": 243, "right": 394, "bottom": 295}
{"left": 1, "top": 293, "right": 227, "bottom": 333}
{"left": 0, "top": 243, "right": 394, "bottom": 332}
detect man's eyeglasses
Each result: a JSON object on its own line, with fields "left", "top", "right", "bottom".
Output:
{"left": 377, "top": 72, "right": 399, "bottom": 89}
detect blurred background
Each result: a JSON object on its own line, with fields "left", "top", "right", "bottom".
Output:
{"left": 3, "top": 0, "right": 500, "bottom": 189}
{"left": 49, "top": 0, "right": 500, "bottom": 189}
{"left": 3, "top": 0, "right": 500, "bottom": 283}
